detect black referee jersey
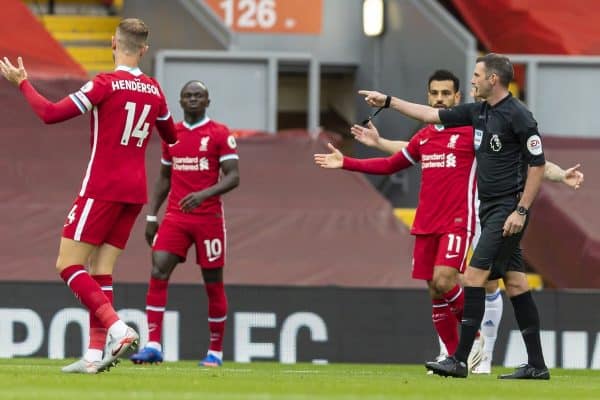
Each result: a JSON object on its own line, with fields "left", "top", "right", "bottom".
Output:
{"left": 438, "top": 93, "right": 546, "bottom": 201}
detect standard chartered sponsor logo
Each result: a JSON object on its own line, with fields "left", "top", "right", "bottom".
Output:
{"left": 446, "top": 153, "right": 457, "bottom": 167}
{"left": 421, "top": 153, "right": 456, "bottom": 169}
{"left": 172, "top": 156, "right": 210, "bottom": 171}
{"left": 199, "top": 157, "right": 210, "bottom": 171}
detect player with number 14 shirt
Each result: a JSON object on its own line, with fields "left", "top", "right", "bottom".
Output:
{"left": 70, "top": 66, "right": 174, "bottom": 204}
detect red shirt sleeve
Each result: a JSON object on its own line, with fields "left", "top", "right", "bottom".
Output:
{"left": 19, "top": 80, "right": 82, "bottom": 124}
{"left": 153, "top": 82, "right": 177, "bottom": 144}
{"left": 160, "top": 138, "right": 173, "bottom": 165}
{"left": 217, "top": 125, "right": 239, "bottom": 163}
{"left": 156, "top": 116, "right": 177, "bottom": 144}
{"left": 67, "top": 75, "right": 110, "bottom": 113}
{"left": 342, "top": 150, "right": 414, "bottom": 174}
{"left": 342, "top": 134, "right": 422, "bottom": 174}
{"left": 403, "top": 131, "right": 423, "bottom": 164}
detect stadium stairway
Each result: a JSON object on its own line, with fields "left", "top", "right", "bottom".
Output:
{"left": 393, "top": 208, "right": 543, "bottom": 290}
{"left": 24, "top": 0, "right": 122, "bottom": 75}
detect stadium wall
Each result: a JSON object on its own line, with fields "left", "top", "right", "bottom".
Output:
{"left": 2, "top": 282, "right": 599, "bottom": 369}
{"left": 120, "top": 0, "right": 228, "bottom": 73}
{"left": 125, "top": 0, "right": 477, "bottom": 208}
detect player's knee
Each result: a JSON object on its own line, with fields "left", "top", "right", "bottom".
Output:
{"left": 462, "top": 266, "right": 488, "bottom": 287}
{"left": 431, "top": 270, "right": 457, "bottom": 294}
{"left": 202, "top": 267, "right": 223, "bottom": 284}
{"left": 150, "top": 264, "right": 171, "bottom": 280}
{"left": 431, "top": 276, "right": 454, "bottom": 294}
{"left": 504, "top": 279, "right": 529, "bottom": 297}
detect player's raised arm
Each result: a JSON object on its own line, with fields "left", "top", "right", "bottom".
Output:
{"left": 314, "top": 142, "right": 414, "bottom": 174}
{"left": 0, "top": 56, "right": 27, "bottom": 84}
{"left": 351, "top": 121, "right": 408, "bottom": 154}
{"left": 358, "top": 89, "right": 441, "bottom": 124}
{"left": 0, "top": 57, "right": 81, "bottom": 124}
{"left": 314, "top": 143, "right": 344, "bottom": 169}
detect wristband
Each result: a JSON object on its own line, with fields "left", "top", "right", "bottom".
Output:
{"left": 146, "top": 215, "right": 158, "bottom": 222}
{"left": 384, "top": 95, "right": 392, "bottom": 108}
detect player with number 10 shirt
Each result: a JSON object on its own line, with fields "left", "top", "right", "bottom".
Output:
{"left": 153, "top": 116, "right": 239, "bottom": 267}
{"left": 130, "top": 81, "right": 239, "bottom": 368}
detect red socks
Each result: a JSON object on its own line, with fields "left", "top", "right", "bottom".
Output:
{"left": 431, "top": 298, "right": 459, "bottom": 355}
{"left": 89, "top": 274, "right": 113, "bottom": 350}
{"left": 442, "top": 284, "right": 465, "bottom": 323}
{"left": 205, "top": 282, "right": 228, "bottom": 352}
{"left": 146, "top": 277, "right": 169, "bottom": 343}
{"left": 59, "top": 265, "right": 119, "bottom": 329}
{"left": 142, "top": 277, "right": 228, "bottom": 353}
{"left": 431, "top": 285, "right": 465, "bottom": 355}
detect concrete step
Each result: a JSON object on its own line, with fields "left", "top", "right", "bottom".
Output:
{"left": 66, "top": 46, "right": 112, "bottom": 63}
{"left": 39, "top": 15, "right": 120, "bottom": 33}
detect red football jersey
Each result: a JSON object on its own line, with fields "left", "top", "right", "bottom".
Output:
{"left": 68, "top": 66, "right": 172, "bottom": 204}
{"left": 404, "top": 124, "right": 477, "bottom": 235}
{"left": 161, "top": 118, "right": 239, "bottom": 216}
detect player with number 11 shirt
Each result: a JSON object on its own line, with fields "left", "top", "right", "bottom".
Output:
{"left": 314, "top": 70, "right": 478, "bottom": 361}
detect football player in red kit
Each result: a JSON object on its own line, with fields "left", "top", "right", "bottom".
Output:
{"left": 0, "top": 18, "right": 177, "bottom": 374}
{"left": 317, "top": 70, "right": 474, "bottom": 360}
{"left": 130, "top": 80, "right": 239, "bottom": 367}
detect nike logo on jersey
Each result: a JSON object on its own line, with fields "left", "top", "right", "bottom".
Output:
{"left": 207, "top": 255, "right": 221, "bottom": 262}
{"left": 445, "top": 254, "right": 459, "bottom": 259}
{"left": 419, "top": 139, "right": 429, "bottom": 145}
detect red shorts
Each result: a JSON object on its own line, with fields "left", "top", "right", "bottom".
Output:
{"left": 411, "top": 229, "right": 471, "bottom": 280}
{"left": 62, "top": 196, "right": 142, "bottom": 249}
{"left": 153, "top": 214, "right": 226, "bottom": 269}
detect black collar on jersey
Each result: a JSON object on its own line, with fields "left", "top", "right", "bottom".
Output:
{"left": 486, "top": 92, "right": 512, "bottom": 109}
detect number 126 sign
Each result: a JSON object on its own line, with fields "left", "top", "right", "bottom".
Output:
{"left": 205, "top": 0, "right": 322, "bottom": 34}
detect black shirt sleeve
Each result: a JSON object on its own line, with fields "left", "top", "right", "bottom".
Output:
{"left": 512, "top": 107, "right": 545, "bottom": 166}
{"left": 438, "top": 102, "right": 479, "bottom": 126}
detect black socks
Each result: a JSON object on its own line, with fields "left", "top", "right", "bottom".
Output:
{"left": 454, "top": 286, "right": 486, "bottom": 363}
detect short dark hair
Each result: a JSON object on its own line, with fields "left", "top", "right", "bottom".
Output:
{"left": 117, "top": 18, "right": 149, "bottom": 53}
{"left": 180, "top": 80, "right": 208, "bottom": 97}
{"left": 476, "top": 53, "right": 514, "bottom": 87}
{"left": 428, "top": 69, "right": 460, "bottom": 92}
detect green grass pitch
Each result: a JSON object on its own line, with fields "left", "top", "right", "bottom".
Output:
{"left": 0, "top": 359, "right": 599, "bottom": 399}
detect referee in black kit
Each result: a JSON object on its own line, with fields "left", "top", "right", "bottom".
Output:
{"left": 359, "top": 53, "right": 549, "bottom": 380}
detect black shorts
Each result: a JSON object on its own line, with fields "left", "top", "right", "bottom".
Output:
{"left": 470, "top": 193, "right": 528, "bottom": 280}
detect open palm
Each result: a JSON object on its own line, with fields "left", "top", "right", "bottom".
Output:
{"left": 314, "top": 143, "right": 344, "bottom": 169}
{"left": 351, "top": 121, "right": 380, "bottom": 147}
{"left": 0, "top": 56, "right": 28, "bottom": 85}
